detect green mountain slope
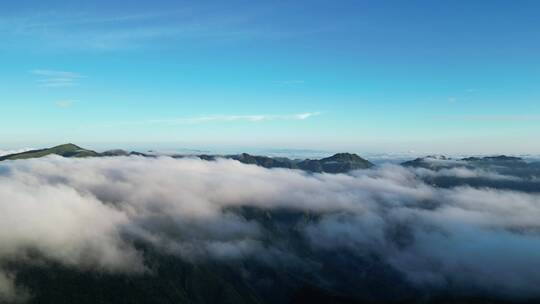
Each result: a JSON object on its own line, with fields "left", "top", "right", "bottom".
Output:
{"left": 0, "top": 144, "right": 99, "bottom": 161}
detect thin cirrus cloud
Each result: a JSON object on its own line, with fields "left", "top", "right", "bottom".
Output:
{"left": 436, "top": 115, "right": 540, "bottom": 122}
{"left": 1, "top": 7, "right": 327, "bottom": 52}
{"left": 144, "top": 112, "right": 321, "bottom": 125}
{"left": 1, "top": 11, "right": 176, "bottom": 51}
{"left": 31, "top": 69, "right": 84, "bottom": 88}
{"left": 89, "top": 112, "right": 321, "bottom": 129}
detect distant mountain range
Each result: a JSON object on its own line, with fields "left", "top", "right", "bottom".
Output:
{"left": 193, "top": 152, "right": 375, "bottom": 173}
{"left": 0, "top": 144, "right": 374, "bottom": 173}
{"left": 2, "top": 144, "right": 537, "bottom": 175}
{"left": 401, "top": 154, "right": 533, "bottom": 169}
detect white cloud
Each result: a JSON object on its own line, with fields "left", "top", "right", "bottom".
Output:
{"left": 436, "top": 115, "right": 540, "bottom": 122}
{"left": 31, "top": 70, "right": 84, "bottom": 88}
{"left": 144, "top": 112, "right": 321, "bottom": 125}
{"left": 0, "top": 157, "right": 540, "bottom": 301}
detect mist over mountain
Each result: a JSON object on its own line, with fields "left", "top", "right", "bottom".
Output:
{"left": 403, "top": 155, "right": 540, "bottom": 193}
{"left": 0, "top": 150, "right": 539, "bottom": 303}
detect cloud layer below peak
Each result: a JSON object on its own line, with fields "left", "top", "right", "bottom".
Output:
{"left": 0, "top": 156, "right": 539, "bottom": 301}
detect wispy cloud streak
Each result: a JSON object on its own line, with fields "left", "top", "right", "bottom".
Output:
{"left": 435, "top": 115, "right": 540, "bottom": 122}
{"left": 0, "top": 7, "right": 329, "bottom": 51}
{"left": 32, "top": 70, "right": 84, "bottom": 88}
{"left": 144, "top": 112, "right": 321, "bottom": 125}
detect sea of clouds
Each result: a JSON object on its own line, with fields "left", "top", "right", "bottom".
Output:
{"left": 0, "top": 155, "right": 539, "bottom": 301}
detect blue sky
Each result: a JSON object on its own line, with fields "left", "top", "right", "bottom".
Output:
{"left": 1, "top": 0, "right": 539, "bottom": 154}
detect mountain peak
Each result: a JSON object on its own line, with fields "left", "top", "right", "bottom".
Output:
{"left": 52, "top": 143, "right": 83, "bottom": 151}
{"left": 302, "top": 152, "right": 374, "bottom": 173}
{"left": 323, "top": 153, "right": 367, "bottom": 162}
{"left": 0, "top": 143, "right": 98, "bottom": 161}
